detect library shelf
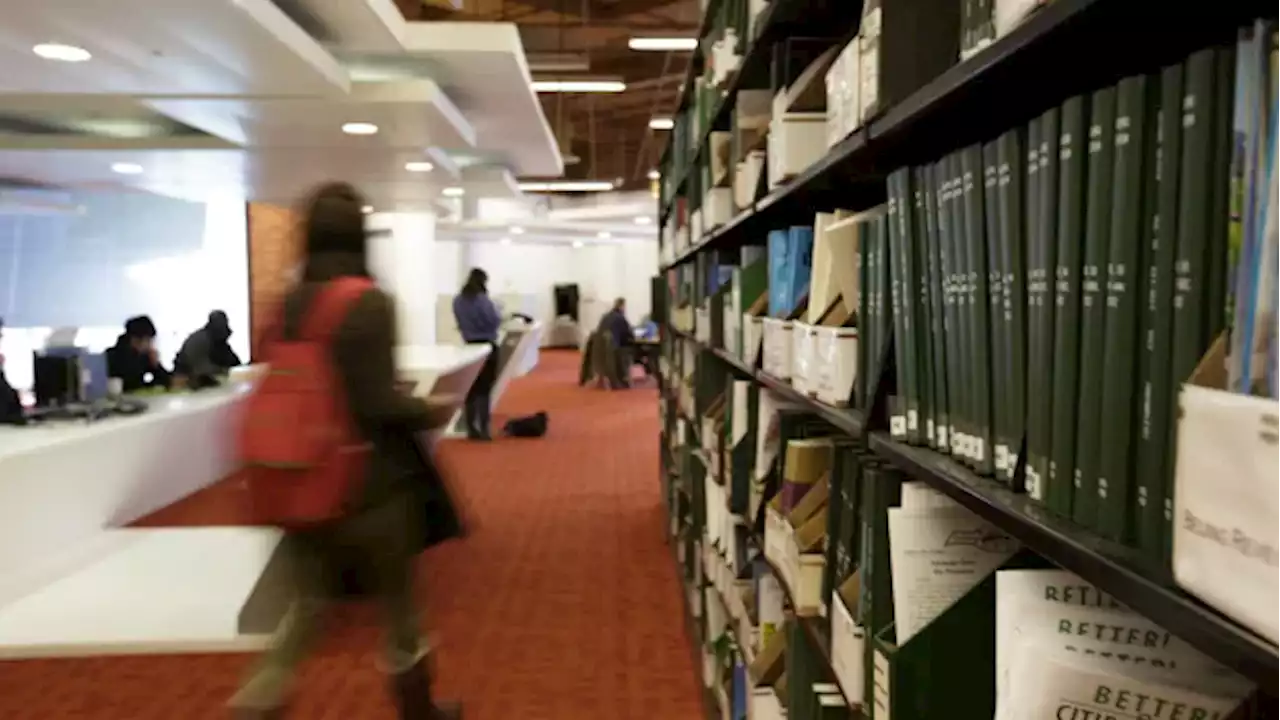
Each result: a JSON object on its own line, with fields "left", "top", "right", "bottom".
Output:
{"left": 870, "top": 433, "right": 1280, "bottom": 694}
{"left": 703, "top": 345, "right": 865, "bottom": 437}
{"left": 670, "top": 541, "right": 725, "bottom": 720}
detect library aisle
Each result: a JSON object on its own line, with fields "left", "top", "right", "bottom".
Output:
{"left": 0, "top": 351, "right": 706, "bottom": 720}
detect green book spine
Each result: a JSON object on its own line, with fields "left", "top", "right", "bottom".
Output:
{"left": 887, "top": 177, "right": 911, "bottom": 438}
{"left": 912, "top": 168, "right": 938, "bottom": 448}
{"left": 896, "top": 169, "right": 925, "bottom": 444}
{"left": 859, "top": 465, "right": 901, "bottom": 707}
{"left": 878, "top": 211, "right": 894, "bottom": 414}
{"left": 1049, "top": 94, "right": 1091, "bottom": 517}
{"left": 1027, "top": 108, "right": 1061, "bottom": 504}
{"left": 1096, "top": 75, "right": 1159, "bottom": 543}
{"left": 965, "top": 146, "right": 996, "bottom": 474}
{"left": 982, "top": 142, "right": 1009, "bottom": 478}
{"left": 865, "top": 217, "right": 880, "bottom": 408}
{"left": 1167, "top": 46, "right": 1230, "bottom": 546}
{"left": 942, "top": 157, "right": 967, "bottom": 458}
{"left": 923, "top": 163, "right": 952, "bottom": 453}
{"left": 1024, "top": 118, "right": 1044, "bottom": 497}
{"left": 1204, "top": 46, "right": 1236, "bottom": 345}
{"left": 1072, "top": 84, "right": 1118, "bottom": 530}
{"left": 1134, "top": 64, "right": 1183, "bottom": 559}
{"left": 997, "top": 127, "right": 1029, "bottom": 490}
{"left": 857, "top": 220, "right": 870, "bottom": 408}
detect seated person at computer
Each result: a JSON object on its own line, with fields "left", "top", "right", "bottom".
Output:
{"left": 173, "top": 310, "right": 241, "bottom": 389}
{"left": 597, "top": 297, "right": 634, "bottom": 389}
{"left": 105, "top": 315, "right": 171, "bottom": 392}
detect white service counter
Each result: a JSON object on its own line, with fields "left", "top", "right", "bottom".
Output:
{"left": 0, "top": 345, "right": 492, "bottom": 657}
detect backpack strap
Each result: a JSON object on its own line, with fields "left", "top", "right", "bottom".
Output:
{"left": 300, "top": 276, "right": 376, "bottom": 342}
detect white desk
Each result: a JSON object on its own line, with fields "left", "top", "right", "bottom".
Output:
{"left": 0, "top": 347, "right": 491, "bottom": 658}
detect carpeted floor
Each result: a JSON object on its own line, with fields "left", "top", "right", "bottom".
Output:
{"left": 0, "top": 351, "right": 704, "bottom": 720}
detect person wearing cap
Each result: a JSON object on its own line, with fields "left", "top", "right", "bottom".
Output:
{"left": 105, "top": 315, "right": 171, "bottom": 392}
{"left": 173, "top": 310, "right": 242, "bottom": 389}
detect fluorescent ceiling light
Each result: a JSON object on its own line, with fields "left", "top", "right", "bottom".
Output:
{"left": 499, "top": 237, "right": 512, "bottom": 245}
{"left": 405, "top": 161, "right": 434, "bottom": 172}
{"left": 519, "top": 181, "right": 615, "bottom": 193}
{"left": 509, "top": 226, "right": 525, "bottom": 235}
{"left": 634, "top": 216, "right": 652, "bottom": 225}
{"left": 597, "top": 231, "right": 612, "bottom": 239}
{"left": 442, "top": 187, "right": 465, "bottom": 197}
{"left": 110, "top": 162, "right": 143, "bottom": 175}
{"left": 572, "top": 240, "right": 585, "bottom": 248}
{"left": 361, "top": 205, "right": 374, "bottom": 214}
{"left": 33, "top": 43, "right": 91, "bottom": 62}
{"left": 342, "top": 122, "right": 379, "bottom": 135}
{"left": 647, "top": 169, "right": 660, "bottom": 180}
{"left": 628, "top": 37, "right": 698, "bottom": 52}
{"left": 649, "top": 117, "right": 674, "bottom": 131}
{"left": 532, "top": 80, "right": 626, "bottom": 93}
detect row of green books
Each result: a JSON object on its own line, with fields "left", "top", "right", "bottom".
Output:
{"left": 870, "top": 31, "right": 1257, "bottom": 561}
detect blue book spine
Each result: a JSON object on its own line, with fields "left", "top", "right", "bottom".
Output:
{"left": 731, "top": 658, "right": 748, "bottom": 719}
{"left": 768, "top": 229, "right": 791, "bottom": 316}
{"left": 787, "top": 225, "right": 816, "bottom": 312}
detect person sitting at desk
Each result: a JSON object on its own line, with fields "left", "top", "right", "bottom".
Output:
{"left": 105, "top": 315, "right": 171, "bottom": 392}
{"left": 173, "top": 310, "right": 242, "bottom": 389}
{"left": 597, "top": 297, "right": 634, "bottom": 389}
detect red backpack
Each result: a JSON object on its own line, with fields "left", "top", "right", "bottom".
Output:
{"left": 239, "top": 277, "right": 375, "bottom": 528}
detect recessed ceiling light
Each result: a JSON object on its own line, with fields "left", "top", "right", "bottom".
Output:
{"left": 509, "top": 226, "right": 525, "bottom": 235}
{"left": 33, "top": 43, "right": 91, "bottom": 62}
{"left": 442, "top": 187, "right": 465, "bottom": 197}
{"left": 597, "top": 231, "right": 612, "bottom": 239}
{"left": 628, "top": 37, "right": 698, "bottom": 52}
{"left": 518, "top": 180, "right": 615, "bottom": 193}
{"left": 499, "top": 237, "right": 512, "bottom": 245}
{"left": 572, "top": 240, "right": 585, "bottom": 248}
{"left": 647, "top": 169, "right": 660, "bottom": 180}
{"left": 649, "top": 117, "right": 674, "bottom": 131}
{"left": 361, "top": 205, "right": 374, "bottom": 214}
{"left": 342, "top": 122, "right": 379, "bottom": 135}
{"left": 634, "top": 216, "right": 652, "bottom": 225}
{"left": 110, "top": 162, "right": 143, "bottom": 175}
{"left": 404, "top": 161, "right": 434, "bottom": 173}
{"left": 532, "top": 80, "right": 626, "bottom": 93}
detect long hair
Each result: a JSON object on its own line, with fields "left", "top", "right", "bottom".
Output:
{"left": 462, "top": 268, "right": 488, "bottom": 297}
{"left": 298, "top": 182, "right": 369, "bottom": 280}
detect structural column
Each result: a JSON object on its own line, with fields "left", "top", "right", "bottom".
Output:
{"left": 366, "top": 211, "right": 437, "bottom": 347}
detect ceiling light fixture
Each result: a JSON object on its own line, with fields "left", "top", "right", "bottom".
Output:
{"left": 597, "top": 231, "right": 612, "bottom": 239}
{"left": 341, "top": 122, "right": 379, "bottom": 135}
{"left": 33, "top": 43, "right": 91, "bottom": 62}
{"left": 649, "top": 117, "right": 674, "bottom": 131}
{"left": 634, "top": 216, "right": 652, "bottom": 225}
{"left": 361, "top": 205, "right": 374, "bottom": 214}
{"left": 628, "top": 37, "right": 698, "bottom": 52}
{"left": 647, "top": 169, "right": 660, "bottom": 180}
{"left": 442, "top": 187, "right": 465, "bottom": 197}
{"left": 572, "top": 240, "right": 585, "bottom": 248}
{"left": 404, "top": 161, "right": 434, "bottom": 172}
{"left": 518, "top": 181, "right": 615, "bottom": 193}
{"left": 499, "top": 237, "right": 513, "bottom": 245}
{"left": 110, "top": 162, "right": 143, "bottom": 175}
{"left": 509, "top": 226, "right": 525, "bottom": 235}
{"left": 532, "top": 80, "right": 626, "bottom": 93}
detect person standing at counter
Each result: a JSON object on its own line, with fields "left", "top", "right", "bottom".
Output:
{"left": 229, "top": 181, "right": 465, "bottom": 720}
{"left": 173, "top": 310, "right": 241, "bottom": 389}
{"left": 105, "top": 315, "right": 171, "bottom": 392}
{"left": 451, "top": 267, "right": 501, "bottom": 441}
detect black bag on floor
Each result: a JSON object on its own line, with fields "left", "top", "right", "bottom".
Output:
{"left": 503, "top": 412, "right": 548, "bottom": 438}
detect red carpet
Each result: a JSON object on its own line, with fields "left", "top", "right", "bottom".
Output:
{"left": 0, "top": 351, "right": 704, "bottom": 719}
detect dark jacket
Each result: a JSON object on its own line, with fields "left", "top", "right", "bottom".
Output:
{"left": 597, "top": 308, "right": 633, "bottom": 349}
{"left": 105, "top": 336, "right": 171, "bottom": 392}
{"left": 280, "top": 253, "right": 465, "bottom": 551}
{"left": 174, "top": 316, "right": 242, "bottom": 388}
{"left": 451, "top": 292, "right": 502, "bottom": 343}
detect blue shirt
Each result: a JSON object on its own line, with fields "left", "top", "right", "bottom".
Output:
{"left": 452, "top": 293, "right": 502, "bottom": 343}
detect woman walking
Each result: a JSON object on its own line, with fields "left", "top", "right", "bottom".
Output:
{"left": 451, "top": 268, "right": 502, "bottom": 441}
{"left": 230, "top": 182, "right": 465, "bottom": 719}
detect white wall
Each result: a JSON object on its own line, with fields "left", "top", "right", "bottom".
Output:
{"left": 433, "top": 238, "right": 659, "bottom": 343}
{"left": 366, "top": 212, "right": 438, "bottom": 347}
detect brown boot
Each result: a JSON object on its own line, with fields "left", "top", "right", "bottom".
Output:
{"left": 390, "top": 656, "right": 462, "bottom": 720}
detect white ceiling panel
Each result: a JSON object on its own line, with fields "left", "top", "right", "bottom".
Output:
{"left": 0, "top": 0, "right": 349, "bottom": 96}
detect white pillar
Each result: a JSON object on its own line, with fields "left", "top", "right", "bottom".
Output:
{"left": 366, "top": 211, "right": 437, "bottom": 347}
